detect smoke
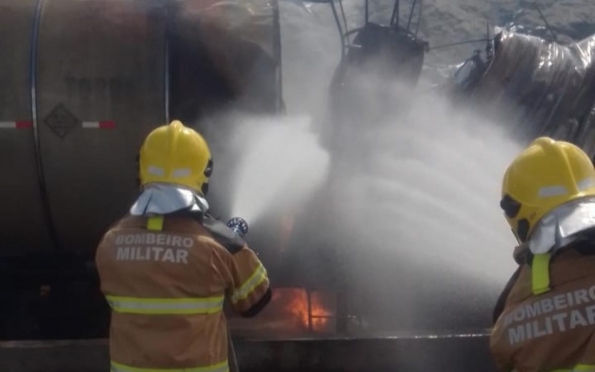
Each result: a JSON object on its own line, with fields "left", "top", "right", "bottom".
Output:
{"left": 302, "top": 74, "right": 523, "bottom": 329}
{"left": 223, "top": 86, "right": 522, "bottom": 330}
{"left": 330, "top": 80, "right": 521, "bottom": 284}
{"left": 220, "top": 1, "right": 527, "bottom": 331}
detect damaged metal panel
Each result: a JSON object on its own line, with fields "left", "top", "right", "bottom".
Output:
{"left": 463, "top": 30, "right": 595, "bottom": 157}
{"left": 170, "top": 0, "right": 282, "bottom": 122}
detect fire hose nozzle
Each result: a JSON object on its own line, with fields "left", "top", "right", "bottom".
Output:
{"left": 226, "top": 217, "right": 249, "bottom": 237}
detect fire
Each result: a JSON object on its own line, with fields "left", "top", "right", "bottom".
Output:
{"left": 227, "top": 287, "right": 336, "bottom": 337}
{"left": 279, "top": 288, "right": 333, "bottom": 331}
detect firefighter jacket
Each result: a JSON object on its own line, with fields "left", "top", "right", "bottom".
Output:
{"left": 95, "top": 212, "right": 271, "bottom": 372}
{"left": 490, "top": 238, "right": 595, "bottom": 372}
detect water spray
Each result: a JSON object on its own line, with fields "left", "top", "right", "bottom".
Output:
{"left": 228, "top": 115, "right": 330, "bottom": 224}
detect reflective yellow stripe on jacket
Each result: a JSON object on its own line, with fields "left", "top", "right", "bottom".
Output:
{"left": 512, "top": 364, "right": 595, "bottom": 372}
{"left": 106, "top": 295, "right": 224, "bottom": 315}
{"left": 551, "top": 365, "right": 595, "bottom": 372}
{"left": 231, "top": 263, "right": 267, "bottom": 304}
{"left": 531, "top": 253, "right": 552, "bottom": 295}
{"left": 111, "top": 360, "right": 229, "bottom": 372}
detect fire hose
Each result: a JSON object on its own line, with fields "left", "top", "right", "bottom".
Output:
{"left": 228, "top": 327, "right": 240, "bottom": 372}
{"left": 226, "top": 217, "right": 249, "bottom": 372}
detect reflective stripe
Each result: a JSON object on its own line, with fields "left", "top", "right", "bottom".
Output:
{"left": 532, "top": 253, "right": 551, "bottom": 295}
{"left": 552, "top": 365, "right": 595, "bottom": 372}
{"left": 106, "top": 295, "right": 224, "bottom": 315}
{"left": 575, "top": 365, "right": 595, "bottom": 371}
{"left": 539, "top": 185, "right": 568, "bottom": 197}
{"left": 82, "top": 121, "right": 116, "bottom": 129}
{"left": 111, "top": 360, "right": 228, "bottom": 372}
{"left": 578, "top": 177, "right": 595, "bottom": 191}
{"left": 231, "top": 263, "right": 267, "bottom": 304}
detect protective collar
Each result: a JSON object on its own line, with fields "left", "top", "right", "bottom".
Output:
{"left": 528, "top": 197, "right": 595, "bottom": 255}
{"left": 129, "top": 183, "right": 209, "bottom": 216}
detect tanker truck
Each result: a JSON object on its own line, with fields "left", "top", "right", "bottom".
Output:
{"left": 0, "top": 0, "right": 282, "bottom": 340}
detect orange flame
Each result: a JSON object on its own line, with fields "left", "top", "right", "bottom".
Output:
{"left": 280, "top": 289, "right": 333, "bottom": 331}
{"left": 227, "top": 288, "right": 336, "bottom": 337}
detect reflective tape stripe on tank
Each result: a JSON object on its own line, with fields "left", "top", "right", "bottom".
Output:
{"left": 231, "top": 263, "right": 267, "bottom": 304}
{"left": 82, "top": 121, "right": 116, "bottom": 129}
{"left": 111, "top": 360, "right": 229, "bottom": 372}
{"left": 105, "top": 295, "right": 224, "bottom": 315}
{"left": 0, "top": 121, "right": 33, "bottom": 129}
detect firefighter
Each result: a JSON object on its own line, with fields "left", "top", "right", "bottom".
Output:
{"left": 491, "top": 137, "right": 595, "bottom": 371}
{"left": 95, "top": 120, "right": 271, "bottom": 372}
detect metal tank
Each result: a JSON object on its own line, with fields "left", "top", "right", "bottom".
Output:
{"left": 0, "top": 0, "right": 281, "bottom": 339}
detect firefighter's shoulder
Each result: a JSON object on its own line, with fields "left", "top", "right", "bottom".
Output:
{"left": 198, "top": 214, "right": 245, "bottom": 254}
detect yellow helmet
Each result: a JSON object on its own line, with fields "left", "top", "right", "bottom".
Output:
{"left": 139, "top": 120, "right": 213, "bottom": 195}
{"left": 501, "top": 137, "right": 595, "bottom": 242}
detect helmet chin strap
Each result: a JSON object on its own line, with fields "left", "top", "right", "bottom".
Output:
{"left": 530, "top": 217, "right": 560, "bottom": 296}
{"left": 534, "top": 217, "right": 558, "bottom": 295}
{"left": 530, "top": 217, "right": 581, "bottom": 296}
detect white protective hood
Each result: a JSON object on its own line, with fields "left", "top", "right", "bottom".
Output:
{"left": 529, "top": 197, "right": 595, "bottom": 254}
{"left": 129, "top": 183, "right": 209, "bottom": 216}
